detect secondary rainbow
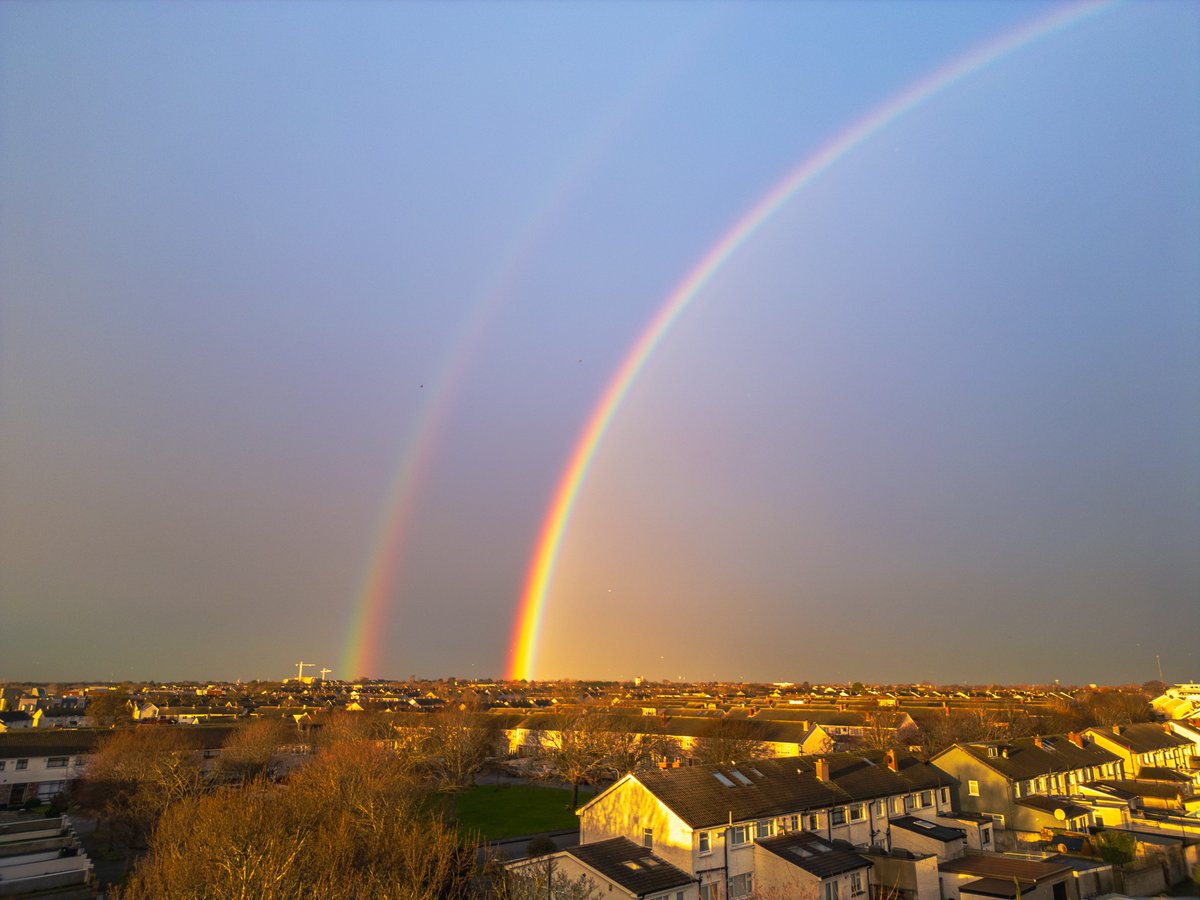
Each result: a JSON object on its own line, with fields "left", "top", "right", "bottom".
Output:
{"left": 507, "top": 0, "right": 1118, "bottom": 681}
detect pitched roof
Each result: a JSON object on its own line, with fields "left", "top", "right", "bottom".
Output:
{"left": 936, "top": 735, "right": 1120, "bottom": 780}
{"left": 565, "top": 837, "right": 693, "bottom": 896}
{"left": 1087, "top": 723, "right": 1192, "bottom": 754}
{"left": 755, "top": 832, "right": 872, "bottom": 878}
{"left": 623, "top": 752, "right": 954, "bottom": 830}
{"left": 1014, "top": 796, "right": 1090, "bottom": 819}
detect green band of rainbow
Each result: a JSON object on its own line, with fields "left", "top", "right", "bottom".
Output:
{"left": 507, "top": 0, "right": 1116, "bottom": 681}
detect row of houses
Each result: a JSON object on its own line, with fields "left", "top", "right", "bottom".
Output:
{"left": 511, "top": 724, "right": 1200, "bottom": 900}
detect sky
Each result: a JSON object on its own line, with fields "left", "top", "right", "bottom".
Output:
{"left": 1, "top": 1, "right": 1197, "bottom": 686}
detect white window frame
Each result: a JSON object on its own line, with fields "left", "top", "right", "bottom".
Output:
{"left": 831, "top": 807, "right": 847, "bottom": 826}
{"left": 852, "top": 871, "right": 866, "bottom": 897}
{"left": 968, "top": 780, "right": 980, "bottom": 797}
{"left": 729, "top": 824, "right": 750, "bottom": 846}
{"left": 849, "top": 803, "right": 865, "bottom": 822}
{"left": 729, "top": 872, "right": 753, "bottom": 899}
{"left": 698, "top": 830, "right": 711, "bottom": 854}
{"left": 643, "top": 827, "right": 653, "bottom": 850}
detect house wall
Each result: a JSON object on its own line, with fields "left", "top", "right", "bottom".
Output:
{"left": 505, "top": 853, "right": 637, "bottom": 899}
{"left": 579, "top": 776, "right": 695, "bottom": 875}
{"left": 0, "top": 753, "right": 88, "bottom": 806}
{"left": 932, "top": 748, "right": 1014, "bottom": 828}
{"left": 751, "top": 846, "right": 821, "bottom": 900}
{"left": 867, "top": 852, "right": 940, "bottom": 900}
{"left": 890, "top": 826, "right": 964, "bottom": 861}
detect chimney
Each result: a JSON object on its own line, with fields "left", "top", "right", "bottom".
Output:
{"left": 1034, "top": 735, "right": 1044, "bottom": 749}
{"left": 885, "top": 749, "right": 898, "bottom": 773}
{"left": 815, "top": 758, "right": 830, "bottom": 782}
{"left": 1163, "top": 722, "right": 1172, "bottom": 734}
{"left": 1068, "top": 732, "right": 1084, "bottom": 749}
{"left": 1112, "top": 724, "right": 1121, "bottom": 735}
{"left": 1001, "top": 747, "right": 1009, "bottom": 759}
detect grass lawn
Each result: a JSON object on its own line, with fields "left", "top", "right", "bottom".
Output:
{"left": 452, "top": 784, "right": 595, "bottom": 841}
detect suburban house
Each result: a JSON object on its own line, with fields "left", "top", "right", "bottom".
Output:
{"left": 1081, "top": 723, "right": 1195, "bottom": 778}
{"left": 576, "top": 750, "right": 957, "bottom": 900}
{"left": 931, "top": 734, "right": 1124, "bottom": 844}
{"left": 509, "top": 837, "right": 698, "bottom": 899}
{"left": 938, "top": 854, "right": 1078, "bottom": 900}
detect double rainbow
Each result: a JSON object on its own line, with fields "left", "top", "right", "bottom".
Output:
{"left": 507, "top": 0, "right": 1117, "bottom": 681}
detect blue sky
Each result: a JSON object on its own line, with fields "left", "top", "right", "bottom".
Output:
{"left": 1, "top": 0, "right": 1196, "bottom": 684}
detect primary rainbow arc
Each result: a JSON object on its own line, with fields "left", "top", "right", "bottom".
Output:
{"left": 507, "top": 0, "right": 1117, "bottom": 681}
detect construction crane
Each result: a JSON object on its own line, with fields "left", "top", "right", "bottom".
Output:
{"left": 319, "top": 668, "right": 332, "bottom": 681}
{"left": 295, "top": 661, "right": 312, "bottom": 681}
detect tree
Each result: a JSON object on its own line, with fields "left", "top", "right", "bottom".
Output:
{"left": 692, "top": 718, "right": 768, "bottom": 766}
{"left": 87, "top": 691, "right": 133, "bottom": 727}
{"left": 594, "top": 714, "right": 676, "bottom": 780}
{"left": 538, "top": 706, "right": 611, "bottom": 808}
{"left": 218, "top": 719, "right": 292, "bottom": 784}
{"left": 854, "top": 711, "right": 907, "bottom": 751}
{"left": 74, "top": 728, "right": 209, "bottom": 849}
{"left": 117, "top": 739, "right": 478, "bottom": 898}
{"left": 427, "top": 705, "right": 500, "bottom": 789}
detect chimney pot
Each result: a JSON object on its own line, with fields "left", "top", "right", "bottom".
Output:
{"left": 815, "top": 758, "right": 830, "bottom": 782}
{"left": 885, "top": 749, "right": 898, "bottom": 772}
{"left": 1112, "top": 724, "right": 1121, "bottom": 735}
{"left": 1068, "top": 732, "right": 1084, "bottom": 748}
{"left": 1034, "top": 735, "right": 1044, "bottom": 749}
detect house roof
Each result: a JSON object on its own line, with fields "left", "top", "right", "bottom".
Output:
{"left": 940, "top": 855, "right": 1071, "bottom": 885}
{"left": 1086, "top": 723, "right": 1192, "bottom": 755}
{"left": 935, "top": 735, "right": 1120, "bottom": 780}
{"left": 889, "top": 815, "right": 965, "bottom": 843}
{"left": 755, "top": 832, "right": 871, "bottom": 878}
{"left": 565, "top": 837, "right": 693, "bottom": 896}
{"left": 958, "top": 876, "right": 1028, "bottom": 898}
{"left": 617, "top": 751, "right": 955, "bottom": 830}
{"left": 1014, "top": 796, "right": 1091, "bottom": 819}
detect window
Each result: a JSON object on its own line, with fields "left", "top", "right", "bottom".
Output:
{"left": 831, "top": 807, "right": 847, "bottom": 826}
{"left": 890, "top": 796, "right": 903, "bottom": 814}
{"left": 788, "top": 815, "right": 799, "bottom": 832}
{"left": 0, "top": 761, "right": 5, "bottom": 771}
{"left": 730, "top": 824, "right": 750, "bottom": 846}
{"left": 849, "top": 804, "right": 865, "bottom": 822}
{"left": 967, "top": 780, "right": 979, "bottom": 797}
{"left": 874, "top": 801, "right": 885, "bottom": 817}
{"left": 903, "top": 794, "right": 915, "bottom": 811}
{"left": 698, "top": 831, "right": 711, "bottom": 854}
{"left": 851, "top": 871, "right": 866, "bottom": 896}
{"left": 940, "top": 787, "right": 950, "bottom": 805}
{"left": 808, "top": 814, "right": 820, "bottom": 830}
{"left": 700, "top": 883, "right": 718, "bottom": 900}
{"left": 920, "top": 791, "right": 933, "bottom": 807}
{"left": 981, "top": 826, "right": 992, "bottom": 845}
{"left": 643, "top": 828, "right": 653, "bottom": 850}
{"left": 16, "top": 759, "right": 28, "bottom": 771}
{"left": 757, "top": 820, "right": 774, "bottom": 839}
{"left": 729, "top": 873, "right": 753, "bottom": 898}
{"left": 824, "top": 879, "right": 840, "bottom": 900}
{"left": 47, "top": 757, "right": 68, "bottom": 769}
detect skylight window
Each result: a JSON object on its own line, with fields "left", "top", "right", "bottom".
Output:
{"left": 730, "top": 769, "right": 753, "bottom": 786}
{"left": 714, "top": 772, "right": 736, "bottom": 788}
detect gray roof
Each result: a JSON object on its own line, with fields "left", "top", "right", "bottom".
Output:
{"left": 755, "top": 832, "right": 872, "bottom": 878}
{"left": 937, "top": 735, "right": 1120, "bottom": 780}
{"left": 619, "top": 751, "right": 955, "bottom": 830}
{"left": 1089, "top": 723, "right": 1193, "bottom": 755}
{"left": 565, "top": 837, "right": 693, "bottom": 896}
{"left": 889, "top": 815, "right": 965, "bottom": 843}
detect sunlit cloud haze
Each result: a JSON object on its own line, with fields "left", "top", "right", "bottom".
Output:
{"left": 1, "top": 1, "right": 1196, "bottom": 685}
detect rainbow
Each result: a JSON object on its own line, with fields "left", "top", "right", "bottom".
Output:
{"left": 507, "top": 0, "right": 1118, "bottom": 681}
{"left": 339, "top": 14, "right": 725, "bottom": 679}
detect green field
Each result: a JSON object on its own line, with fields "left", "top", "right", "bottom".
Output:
{"left": 452, "top": 784, "right": 595, "bottom": 841}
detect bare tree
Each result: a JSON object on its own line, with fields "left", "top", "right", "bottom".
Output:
{"left": 219, "top": 719, "right": 292, "bottom": 784}
{"left": 74, "top": 728, "right": 210, "bottom": 849}
{"left": 493, "top": 855, "right": 604, "bottom": 900}
{"left": 692, "top": 718, "right": 769, "bottom": 766}
{"left": 538, "top": 706, "right": 611, "bottom": 808}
